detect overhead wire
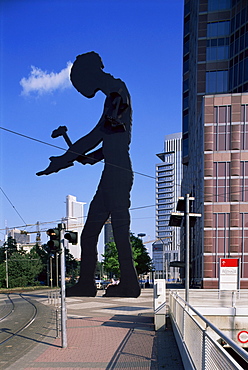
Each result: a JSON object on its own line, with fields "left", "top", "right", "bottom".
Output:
{"left": 2, "top": 126, "right": 248, "bottom": 234}
{"left": 0, "top": 187, "right": 27, "bottom": 226}
{"left": 0, "top": 126, "right": 156, "bottom": 179}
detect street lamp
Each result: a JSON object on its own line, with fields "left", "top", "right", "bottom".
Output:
{"left": 137, "top": 233, "right": 146, "bottom": 287}
{"left": 4, "top": 235, "right": 8, "bottom": 289}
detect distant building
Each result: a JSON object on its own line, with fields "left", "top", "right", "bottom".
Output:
{"left": 104, "top": 217, "right": 114, "bottom": 251}
{"left": 153, "top": 133, "right": 182, "bottom": 280}
{"left": 8, "top": 228, "right": 30, "bottom": 245}
{"left": 64, "top": 195, "right": 86, "bottom": 260}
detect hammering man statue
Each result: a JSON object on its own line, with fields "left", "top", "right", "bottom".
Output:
{"left": 37, "top": 52, "right": 141, "bottom": 297}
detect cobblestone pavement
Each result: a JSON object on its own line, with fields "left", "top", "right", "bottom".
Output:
{"left": 1, "top": 288, "right": 184, "bottom": 369}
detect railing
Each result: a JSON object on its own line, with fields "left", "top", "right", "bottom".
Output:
{"left": 170, "top": 289, "right": 248, "bottom": 308}
{"left": 169, "top": 291, "right": 248, "bottom": 370}
{"left": 48, "top": 290, "right": 61, "bottom": 337}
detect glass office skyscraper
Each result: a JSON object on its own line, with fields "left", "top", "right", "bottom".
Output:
{"left": 154, "top": 133, "right": 182, "bottom": 280}
{"left": 182, "top": 0, "right": 248, "bottom": 288}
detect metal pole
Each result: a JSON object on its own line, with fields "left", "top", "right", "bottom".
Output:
{"left": 4, "top": 234, "right": 8, "bottom": 288}
{"left": 5, "top": 249, "right": 8, "bottom": 289}
{"left": 56, "top": 252, "right": 59, "bottom": 287}
{"left": 185, "top": 194, "right": 190, "bottom": 303}
{"left": 60, "top": 227, "right": 67, "bottom": 348}
{"left": 50, "top": 256, "right": 53, "bottom": 288}
{"left": 162, "top": 251, "right": 165, "bottom": 279}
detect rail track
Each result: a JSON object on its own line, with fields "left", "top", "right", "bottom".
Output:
{"left": 0, "top": 292, "right": 55, "bottom": 369}
{"left": 0, "top": 293, "right": 38, "bottom": 346}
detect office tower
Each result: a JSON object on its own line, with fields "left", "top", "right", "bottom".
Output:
{"left": 182, "top": 0, "right": 248, "bottom": 288}
{"left": 104, "top": 217, "right": 114, "bottom": 253}
{"left": 65, "top": 195, "right": 85, "bottom": 259}
{"left": 153, "top": 133, "right": 182, "bottom": 280}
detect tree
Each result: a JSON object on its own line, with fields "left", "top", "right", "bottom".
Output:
{"left": 1, "top": 250, "right": 43, "bottom": 288}
{"left": 102, "top": 233, "right": 152, "bottom": 277}
{"left": 130, "top": 233, "right": 152, "bottom": 275}
{"left": 30, "top": 243, "right": 50, "bottom": 284}
{"left": 102, "top": 242, "right": 120, "bottom": 278}
{"left": 0, "top": 236, "right": 18, "bottom": 263}
{"left": 65, "top": 247, "right": 80, "bottom": 284}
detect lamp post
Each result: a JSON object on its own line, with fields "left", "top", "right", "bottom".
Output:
{"left": 50, "top": 255, "right": 54, "bottom": 288}
{"left": 4, "top": 234, "right": 8, "bottom": 289}
{"left": 169, "top": 195, "right": 201, "bottom": 303}
{"left": 138, "top": 233, "right": 146, "bottom": 287}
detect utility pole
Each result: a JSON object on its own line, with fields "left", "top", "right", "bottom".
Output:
{"left": 5, "top": 234, "right": 8, "bottom": 289}
{"left": 185, "top": 194, "right": 190, "bottom": 302}
{"left": 169, "top": 195, "right": 201, "bottom": 303}
{"left": 59, "top": 223, "right": 67, "bottom": 349}
{"left": 46, "top": 223, "right": 69, "bottom": 348}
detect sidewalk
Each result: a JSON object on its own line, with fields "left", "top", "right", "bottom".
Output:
{"left": 5, "top": 288, "right": 184, "bottom": 369}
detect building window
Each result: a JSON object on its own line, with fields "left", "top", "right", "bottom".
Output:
{"left": 239, "top": 213, "right": 248, "bottom": 278}
{"left": 240, "top": 162, "right": 248, "bottom": 202}
{"left": 206, "top": 38, "right": 229, "bottom": 61}
{"left": 213, "top": 213, "right": 230, "bottom": 276}
{"left": 158, "top": 210, "right": 171, "bottom": 215}
{"left": 208, "top": 0, "right": 230, "bottom": 12}
{"left": 213, "top": 106, "right": 231, "bottom": 150}
{"left": 241, "top": 105, "right": 248, "bottom": 149}
{"left": 213, "top": 162, "right": 230, "bottom": 202}
{"left": 206, "top": 71, "right": 228, "bottom": 93}
{"left": 207, "top": 21, "right": 230, "bottom": 38}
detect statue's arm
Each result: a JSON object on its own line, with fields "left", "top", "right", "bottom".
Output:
{"left": 76, "top": 147, "right": 104, "bottom": 165}
{"left": 36, "top": 125, "right": 103, "bottom": 176}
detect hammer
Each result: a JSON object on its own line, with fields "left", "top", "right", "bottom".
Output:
{"left": 51, "top": 126, "right": 72, "bottom": 147}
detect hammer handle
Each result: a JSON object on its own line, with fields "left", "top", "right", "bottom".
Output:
{"left": 63, "top": 133, "right": 72, "bottom": 147}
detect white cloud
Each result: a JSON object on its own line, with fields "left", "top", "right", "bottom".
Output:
{"left": 20, "top": 62, "right": 73, "bottom": 95}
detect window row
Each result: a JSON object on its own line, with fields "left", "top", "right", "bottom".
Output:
{"left": 206, "top": 71, "right": 228, "bottom": 94}
{"left": 212, "top": 212, "right": 248, "bottom": 278}
{"left": 229, "top": 57, "right": 248, "bottom": 91}
{"left": 230, "top": 33, "right": 248, "bottom": 58}
{"left": 213, "top": 162, "right": 230, "bottom": 202}
{"left": 207, "top": 21, "right": 230, "bottom": 38}
{"left": 208, "top": 0, "right": 230, "bottom": 12}
{"left": 213, "top": 161, "right": 248, "bottom": 202}
{"left": 213, "top": 105, "right": 248, "bottom": 151}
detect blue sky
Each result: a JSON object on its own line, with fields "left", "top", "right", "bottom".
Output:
{"left": 0, "top": 0, "right": 183, "bottom": 257}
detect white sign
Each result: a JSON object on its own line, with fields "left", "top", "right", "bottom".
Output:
{"left": 219, "top": 258, "right": 239, "bottom": 290}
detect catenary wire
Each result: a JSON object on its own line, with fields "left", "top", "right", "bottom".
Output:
{"left": 0, "top": 126, "right": 155, "bottom": 180}
{"left": 0, "top": 187, "right": 27, "bottom": 226}
{"left": 2, "top": 126, "right": 248, "bottom": 232}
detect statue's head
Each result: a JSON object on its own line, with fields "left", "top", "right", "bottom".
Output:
{"left": 70, "top": 52, "right": 104, "bottom": 98}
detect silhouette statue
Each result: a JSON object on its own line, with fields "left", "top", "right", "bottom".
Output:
{"left": 37, "top": 52, "right": 140, "bottom": 298}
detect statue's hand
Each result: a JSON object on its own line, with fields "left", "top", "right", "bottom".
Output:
{"left": 36, "top": 155, "right": 74, "bottom": 176}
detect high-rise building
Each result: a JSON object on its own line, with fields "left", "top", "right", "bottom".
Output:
{"left": 153, "top": 133, "right": 182, "bottom": 280}
{"left": 64, "top": 195, "right": 85, "bottom": 260}
{"left": 104, "top": 217, "right": 114, "bottom": 255}
{"left": 182, "top": 0, "right": 248, "bottom": 288}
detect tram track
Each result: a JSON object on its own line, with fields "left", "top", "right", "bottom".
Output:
{"left": 0, "top": 293, "right": 38, "bottom": 346}
{"left": 0, "top": 292, "right": 56, "bottom": 369}
{"left": 0, "top": 294, "right": 14, "bottom": 323}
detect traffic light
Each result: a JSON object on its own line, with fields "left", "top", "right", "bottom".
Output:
{"left": 47, "top": 228, "right": 61, "bottom": 253}
{"left": 64, "top": 231, "right": 78, "bottom": 245}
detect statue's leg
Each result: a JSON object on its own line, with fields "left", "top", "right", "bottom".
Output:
{"left": 103, "top": 208, "right": 140, "bottom": 298}
{"left": 66, "top": 189, "right": 109, "bottom": 297}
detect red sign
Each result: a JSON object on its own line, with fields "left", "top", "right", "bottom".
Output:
{"left": 237, "top": 331, "right": 248, "bottom": 344}
{"left": 220, "top": 258, "right": 239, "bottom": 267}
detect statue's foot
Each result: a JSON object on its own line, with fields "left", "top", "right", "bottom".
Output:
{"left": 66, "top": 283, "right": 97, "bottom": 297}
{"left": 103, "top": 282, "right": 141, "bottom": 298}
